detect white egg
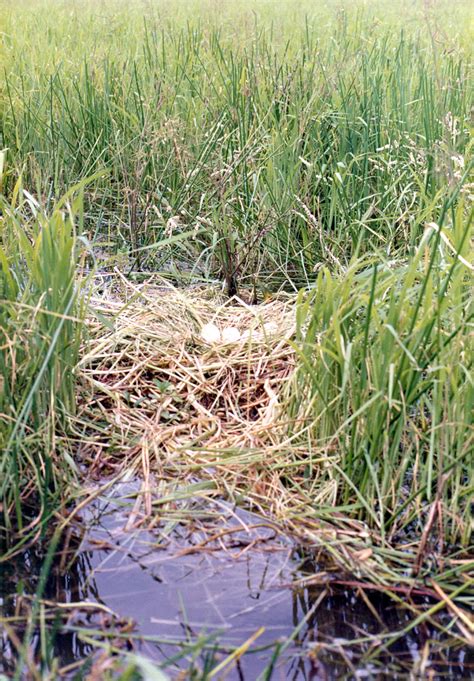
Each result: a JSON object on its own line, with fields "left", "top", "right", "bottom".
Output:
{"left": 221, "top": 326, "right": 241, "bottom": 343}
{"left": 262, "top": 322, "right": 278, "bottom": 335}
{"left": 201, "top": 323, "right": 221, "bottom": 344}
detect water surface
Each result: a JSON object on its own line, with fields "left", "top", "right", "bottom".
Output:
{"left": 1, "top": 482, "right": 471, "bottom": 679}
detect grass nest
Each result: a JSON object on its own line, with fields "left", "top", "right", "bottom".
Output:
{"left": 69, "top": 276, "right": 473, "bottom": 616}
{"left": 74, "top": 277, "right": 311, "bottom": 517}
{"left": 72, "top": 278, "right": 384, "bottom": 595}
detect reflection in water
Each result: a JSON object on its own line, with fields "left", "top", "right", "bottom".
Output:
{"left": 1, "top": 483, "right": 471, "bottom": 679}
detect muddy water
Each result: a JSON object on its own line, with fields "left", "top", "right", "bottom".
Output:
{"left": 1, "top": 482, "right": 471, "bottom": 679}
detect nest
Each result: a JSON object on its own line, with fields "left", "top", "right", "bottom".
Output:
{"left": 71, "top": 278, "right": 420, "bottom": 587}
{"left": 75, "top": 278, "right": 299, "bottom": 495}
{"left": 71, "top": 278, "right": 355, "bottom": 565}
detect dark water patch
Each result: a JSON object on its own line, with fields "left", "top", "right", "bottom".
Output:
{"left": 1, "top": 482, "right": 471, "bottom": 679}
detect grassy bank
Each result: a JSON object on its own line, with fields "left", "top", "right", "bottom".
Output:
{"left": 0, "top": 0, "right": 473, "bottom": 677}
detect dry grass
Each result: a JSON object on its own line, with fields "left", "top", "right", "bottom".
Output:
{"left": 76, "top": 276, "right": 300, "bottom": 499}
{"left": 75, "top": 279, "right": 343, "bottom": 535}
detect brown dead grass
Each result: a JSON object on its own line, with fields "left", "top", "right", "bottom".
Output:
{"left": 68, "top": 278, "right": 394, "bottom": 583}
{"left": 73, "top": 276, "right": 390, "bottom": 591}
{"left": 75, "top": 277, "right": 301, "bottom": 489}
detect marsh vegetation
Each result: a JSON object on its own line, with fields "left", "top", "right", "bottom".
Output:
{"left": 0, "top": 0, "right": 473, "bottom": 678}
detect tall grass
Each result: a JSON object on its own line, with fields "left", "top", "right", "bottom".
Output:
{"left": 1, "top": 0, "right": 472, "bottom": 289}
{"left": 0, "top": 1, "right": 472, "bottom": 675}
{"left": 288, "top": 195, "right": 473, "bottom": 550}
{"left": 0, "top": 170, "right": 88, "bottom": 540}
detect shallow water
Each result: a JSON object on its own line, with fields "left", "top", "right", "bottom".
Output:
{"left": 1, "top": 482, "right": 471, "bottom": 679}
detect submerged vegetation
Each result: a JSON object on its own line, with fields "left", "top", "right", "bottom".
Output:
{"left": 0, "top": 0, "right": 473, "bottom": 677}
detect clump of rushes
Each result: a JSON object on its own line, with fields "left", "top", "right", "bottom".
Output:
{"left": 0, "top": 168, "right": 89, "bottom": 542}
{"left": 288, "top": 193, "right": 473, "bottom": 553}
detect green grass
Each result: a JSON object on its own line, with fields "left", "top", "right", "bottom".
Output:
{"left": 1, "top": 0, "right": 472, "bottom": 287}
{"left": 0, "top": 0, "right": 472, "bottom": 676}
{"left": 0, "top": 173, "right": 90, "bottom": 538}
{"left": 288, "top": 204, "right": 473, "bottom": 549}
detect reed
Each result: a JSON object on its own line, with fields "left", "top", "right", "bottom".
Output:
{"left": 0, "top": 172, "right": 89, "bottom": 538}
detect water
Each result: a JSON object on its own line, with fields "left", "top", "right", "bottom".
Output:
{"left": 1, "top": 482, "right": 471, "bottom": 679}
